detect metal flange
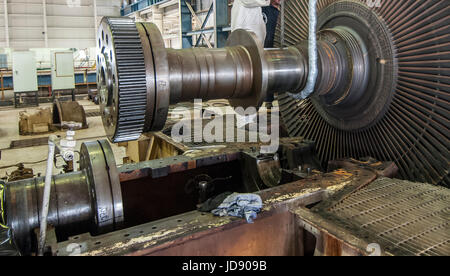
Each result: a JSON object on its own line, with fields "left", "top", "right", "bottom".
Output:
{"left": 79, "top": 140, "right": 124, "bottom": 234}
{"left": 226, "top": 29, "right": 269, "bottom": 108}
{"left": 138, "top": 22, "right": 170, "bottom": 132}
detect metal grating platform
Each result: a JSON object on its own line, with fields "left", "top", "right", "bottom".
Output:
{"left": 324, "top": 178, "right": 450, "bottom": 256}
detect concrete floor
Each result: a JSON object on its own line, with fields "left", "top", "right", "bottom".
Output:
{"left": 0, "top": 99, "right": 126, "bottom": 179}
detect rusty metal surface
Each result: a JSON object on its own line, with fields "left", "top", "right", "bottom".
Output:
{"left": 56, "top": 166, "right": 379, "bottom": 256}
{"left": 129, "top": 211, "right": 299, "bottom": 256}
{"left": 116, "top": 137, "right": 325, "bottom": 229}
{"left": 311, "top": 177, "right": 450, "bottom": 256}
{"left": 52, "top": 100, "right": 87, "bottom": 129}
{"left": 118, "top": 151, "right": 240, "bottom": 182}
{"left": 328, "top": 158, "right": 399, "bottom": 178}
{"left": 120, "top": 160, "right": 244, "bottom": 228}
{"left": 18, "top": 107, "right": 53, "bottom": 135}
{"left": 10, "top": 137, "right": 50, "bottom": 149}
{"left": 7, "top": 164, "right": 33, "bottom": 182}
{"left": 117, "top": 137, "right": 307, "bottom": 182}
{"left": 292, "top": 207, "right": 376, "bottom": 256}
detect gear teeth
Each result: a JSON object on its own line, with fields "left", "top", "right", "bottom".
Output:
{"left": 106, "top": 17, "right": 147, "bottom": 142}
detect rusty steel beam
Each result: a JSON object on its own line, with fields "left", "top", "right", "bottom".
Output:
{"left": 117, "top": 137, "right": 308, "bottom": 182}
{"left": 293, "top": 207, "right": 380, "bottom": 256}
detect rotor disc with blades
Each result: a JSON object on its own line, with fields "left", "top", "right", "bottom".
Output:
{"left": 276, "top": 0, "right": 449, "bottom": 186}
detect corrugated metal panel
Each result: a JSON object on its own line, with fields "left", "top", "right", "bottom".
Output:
{"left": 1, "top": 0, "right": 122, "bottom": 50}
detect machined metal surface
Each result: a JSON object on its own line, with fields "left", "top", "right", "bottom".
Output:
{"left": 226, "top": 29, "right": 269, "bottom": 108}
{"left": 264, "top": 47, "right": 307, "bottom": 94}
{"left": 79, "top": 140, "right": 124, "bottom": 234}
{"left": 4, "top": 140, "right": 123, "bottom": 254}
{"left": 97, "top": 17, "right": 148, "bottom": 142}
{"left": 277, "top": 0, "right": 449, "bottom": 186}
{"left": 139, "top": 22, "right": 170, "bottom": 132}
{"left": 166, "top": 46, "right": 254, "bottom": 103}
{"left": 5, "top": 170, "right": 92, "bottom": 255}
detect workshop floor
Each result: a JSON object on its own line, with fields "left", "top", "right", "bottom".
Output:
{"left": 0, "top": 99, "right": 126, "bottom": 179}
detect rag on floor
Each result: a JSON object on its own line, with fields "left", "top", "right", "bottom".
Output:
{"left": 211, "top": 193, "right": 263, "bottom": 223}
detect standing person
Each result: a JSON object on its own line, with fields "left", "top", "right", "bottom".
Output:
{"left": 231, "top": 0, "right": 271, "bottom": 47}
{"left": 262, "top": 0, "right": 281, "bottom": 48}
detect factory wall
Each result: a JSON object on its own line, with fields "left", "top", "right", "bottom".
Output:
{"left": 0, "top": 0, "right": 223, "bottom": 70}
{"left": 130, "top": 0, "right": 181, "bottom": 49}
{"left": 0, "top": 0, "right": 122, "bottom": 50}
{"left": 0, "top": 47, "right": 95, "bottom": 69}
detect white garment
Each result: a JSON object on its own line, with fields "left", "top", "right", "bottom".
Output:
{"left": 231, "top": 0, "right": 270, "bottom": 47}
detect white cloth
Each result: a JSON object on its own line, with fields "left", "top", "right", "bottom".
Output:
{"left": 231, "top": 0, "right": 270, "bottom": 47}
